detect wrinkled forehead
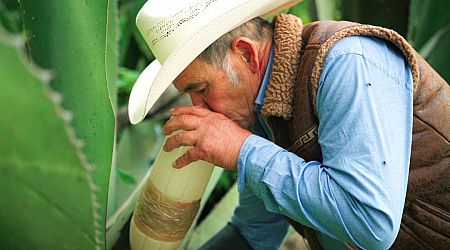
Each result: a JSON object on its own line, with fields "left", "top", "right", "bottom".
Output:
{"left": 174, "top": 58, "right": 211, "bottom": 80}
{"left": 172, "top": 58, "right": 210, "bottom": 88}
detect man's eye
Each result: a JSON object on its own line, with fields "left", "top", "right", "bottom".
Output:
{"left": 197, "top": 87, "right": 207, "bottom": 94}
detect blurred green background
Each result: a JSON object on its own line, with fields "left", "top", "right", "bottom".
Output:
{"left": 0, "top": 0, "right": 448, "bottom": 249}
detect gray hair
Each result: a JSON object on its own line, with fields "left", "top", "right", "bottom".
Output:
{"left": 198, "top": 17, "right": 273, "bottom": 84}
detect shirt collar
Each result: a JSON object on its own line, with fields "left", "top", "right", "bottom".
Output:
{"left": 254, "top": 46, "right": 274, "bottom": 108}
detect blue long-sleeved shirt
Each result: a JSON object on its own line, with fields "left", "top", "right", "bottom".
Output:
{"left": 231, "top": 36, "right": 413, "bottom": 250}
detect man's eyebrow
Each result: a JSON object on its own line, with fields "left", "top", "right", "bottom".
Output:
{"left": 183, "top": 82, "right": 203, "bottom": 93}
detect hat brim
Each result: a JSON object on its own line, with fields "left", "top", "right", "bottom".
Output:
{"left": 128, "top": 59, "right": 162, "bottom": 124}
{"left": 128, "top": 0, "right": 301, "bottom": 124}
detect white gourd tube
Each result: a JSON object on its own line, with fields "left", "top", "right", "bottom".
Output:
{"left": 130, "top": 130, "right": 214, "bottom": 250}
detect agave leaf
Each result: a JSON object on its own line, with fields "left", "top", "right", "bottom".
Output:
{"left": 408, "top": 0, "right": 450, "bottom": 82}
{"left": 106, "top": 120, "right": 163, "bottom": 248}
{"left": 418, "top": 24, "right": 450, "bottom": 59}
{"left": 0, "top": 1, "right": 21, "bottom": 33}
{"left": 118, "top": 0, "right": 153, "bottom": 65}
{"left": 106, "top": 120, "right": 165, "bottom": 249}
{"left": 339, "top": 0, "right": 409, "bottom": 36}
{"left": 0, "top": 28, "right": 101, "bottom": 249}
{"left": 118, "top": 1, "right": 134, "bottom": 66}
{"left": 106, "top": 0, "right": 119, "bottom": 111}
{"left": 407, "top": 0, "right": 450, "bottom": 50}
{"left": 288, "top": 0, "right": 315, "bottom": 24}
{"left": 186, "top": 184, "right": 239, "bottom": 249}
{"left": 179, "top": 167, "right": 224, "bottom": 249}
{"left": 314, "top": 0, "right": 340, "bottom": 20}
{"left": 19, "top": 1, "right": 118, "bottom": 244}
{"left": 419, "top": 25, "right": 450, "bottom": 82}
{"left": 130, "top": 0, "right": 155, "bottom": 62}
{"left": 113, "top": 121, "right": 165, "bottom": 207}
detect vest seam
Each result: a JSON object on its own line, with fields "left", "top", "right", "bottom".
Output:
{"left": 400, "top": 221, "right": 434, "bottom": 249}
{"left": 310, "top": 26, "right": 420, "bottom": 116}
{"left": 414, "top": 113, "right": 450, "bottom": 143}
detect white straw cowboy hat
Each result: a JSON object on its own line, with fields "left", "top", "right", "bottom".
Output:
{"left": 128, "top": 0, "right": 301, "bottom": 124}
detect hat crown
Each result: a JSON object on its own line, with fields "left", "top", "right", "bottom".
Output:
{"left": 137, "top": 0, "right": 242, "bottom": 63}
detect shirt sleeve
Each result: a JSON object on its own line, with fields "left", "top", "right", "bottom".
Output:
{"left": 236, "top": 37, "right": 413, "bottom": 250}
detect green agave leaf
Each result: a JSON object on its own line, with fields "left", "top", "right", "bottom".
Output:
{"left": 0, "top": 29, "right": 101, "bottom": 249}
{"left": 129, "top": 0, "right": 155, "bottom": 63}
{"left": 186, "top": 184, "right": 239, "bottom": 249}
{"left": 113, "top": 121, "right": 164, "bottom": 207}
{"left": 180, "top": 167, "right": 224, "bottom": 249}
{"left": 19, "top": 0, "right": 118, "bottom": 244}
{"left": 288, "top": 0, "right": 315, "bottom": 24}
{"left": 408, "top": 0, "right": 450, "bottom": 82}
{"left": 118, "top": 0, "right": 134, "bottom": 66}
{"left": 117, "top": 67, "right": 140, "bottom": 94}
{"left": 420, "top": 25, "right": 450, "bottom": 82}
{"left": 339, "top": 0, "right": 409, "bottom": 36}
{"left": 418, "top": 24, "right": 450, "bottom": 59}
{"left": 407, "top": 0, "right": 450, "bottom": 50}
{"left": 314, "top": 0, "right": 340, "bottom": 20}
{"left": 0, "top": 1, "right": 22, "bottom": 33}
{"left": 118, "top": 0, "right": 153, "bottom": 66}
{"left": 106, "top": 0, "right": 119, "bottom": 111}
{"left": 106, "top": 120, "right": 165, "bottom": 248}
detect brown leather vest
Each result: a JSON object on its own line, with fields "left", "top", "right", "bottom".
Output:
{"left": 262, "top": 14, "right": 450, "bottom": 249}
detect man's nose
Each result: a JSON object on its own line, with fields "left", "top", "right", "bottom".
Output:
{"left": 190, "top": 94, "right": 209, "bottom": 109}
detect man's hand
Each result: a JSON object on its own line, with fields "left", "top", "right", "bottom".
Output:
{"left": 163, "top": 105, "right": 252, "bottom": 170}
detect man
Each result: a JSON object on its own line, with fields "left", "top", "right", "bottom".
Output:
{"left": 129, "top": 0, "right": 450, "bottom": 249}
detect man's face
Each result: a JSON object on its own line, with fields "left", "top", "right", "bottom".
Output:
{"left": 173, "top": 56, "right": 260, "bottom": 129}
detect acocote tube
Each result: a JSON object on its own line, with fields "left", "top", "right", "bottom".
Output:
{"left": 130, "top": 130, "right": 214, "bottom": 250}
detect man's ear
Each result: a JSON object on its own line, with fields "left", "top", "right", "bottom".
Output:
{"left": 231, "top": 37, "right": 259, "bottom": 74}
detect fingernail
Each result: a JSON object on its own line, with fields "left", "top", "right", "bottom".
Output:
{"left": 169, "top": 108, "right": 175, "bottom": 113}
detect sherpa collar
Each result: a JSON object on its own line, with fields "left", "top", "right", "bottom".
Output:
{"left": 261, "top": 14, "right": 303, "bottom": 119}
{"left": 260, "top": 14, "right": 419, "bottom": 119}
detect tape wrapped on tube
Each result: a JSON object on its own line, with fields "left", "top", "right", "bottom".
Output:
{"left": 134, "top": 181, "right": 200, "bottom": 242}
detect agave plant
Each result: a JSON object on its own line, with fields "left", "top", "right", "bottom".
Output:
{"left": 0, "top": 0, "right": 448, "bottom": 250}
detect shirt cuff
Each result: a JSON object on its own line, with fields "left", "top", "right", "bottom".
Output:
{"left": 237, "top": 134, "right": 284, "bottom": 196}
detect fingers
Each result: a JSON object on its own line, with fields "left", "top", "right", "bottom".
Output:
{"left": 169, "top": 105, "right": 210, "bottom": 117}
{"left": 163, "top": 130, "right": 197, "bottom": 151}
{"left": 173, "top": 148, "right": 202, "bottom": 168}
{"left": 163, "top": 115, "right": 200, "bottom": 135}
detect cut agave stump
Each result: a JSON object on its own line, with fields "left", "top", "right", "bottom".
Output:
{"left": 130, "top": 130, "right": 214, "bottom": 250}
